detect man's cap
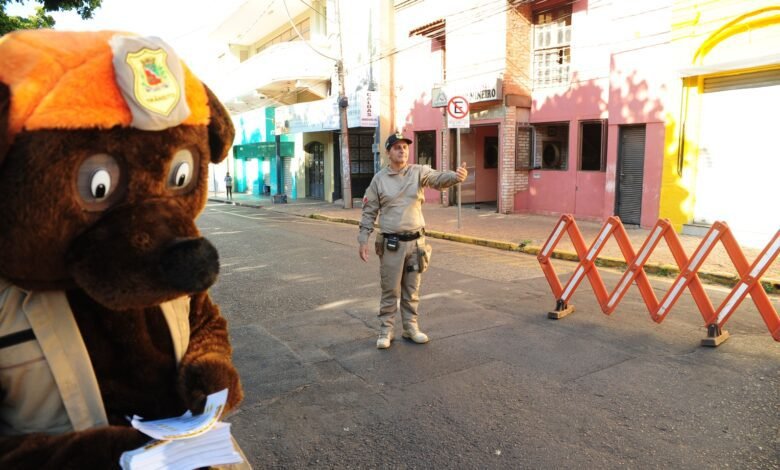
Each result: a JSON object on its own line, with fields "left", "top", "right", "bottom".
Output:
{"left": 385, "top": 132, "right": 412, "bottom": 150}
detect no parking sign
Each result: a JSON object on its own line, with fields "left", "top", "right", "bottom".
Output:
{"left": 447, "top": 96, "right": 470, "bottom": 128}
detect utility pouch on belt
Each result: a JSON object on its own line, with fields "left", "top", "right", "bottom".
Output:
{"left": 418, "top": 242, "right": 432, "bottom": 273}
{"left": 375, "top": 234, "right": 384, "bottom": 256}
{"left": 385, "top": 235, "right": 400, "bottom": 252}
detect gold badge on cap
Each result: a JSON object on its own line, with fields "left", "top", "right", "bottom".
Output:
{"left": 125, "top": 48, "right": 181, "bottom": 116}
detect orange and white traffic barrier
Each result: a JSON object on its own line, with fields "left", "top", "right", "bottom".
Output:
{"left": 537, "top": 215, "right": 779, "bottom": 346}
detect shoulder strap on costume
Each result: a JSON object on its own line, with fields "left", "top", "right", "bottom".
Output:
{"left": 22, "top": 291, "right": 108, "bottom": 430}
{"left": 160, "top": 296, "right": 191, "bottom": 364}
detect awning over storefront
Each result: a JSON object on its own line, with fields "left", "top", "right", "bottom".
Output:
{"left": 233, "top": 141, "right": 294, "bottom": 160}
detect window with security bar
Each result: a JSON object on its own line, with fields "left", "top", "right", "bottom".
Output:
{"left": 533, "top": 5, "right": 571, "bottom": 88}
{"left": 579, "top": 120, "right": 607, "bottom": 171}
{"left": 348, "top": 134, "right": 375, "bottom": 175}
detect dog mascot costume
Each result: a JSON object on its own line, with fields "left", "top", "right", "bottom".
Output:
{"left": 0, "top": 29, "right": 245, "bottom": 468}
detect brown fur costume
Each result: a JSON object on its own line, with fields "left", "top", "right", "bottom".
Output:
{"left": 0, "top": 30, "right": 242, "bottom": 468}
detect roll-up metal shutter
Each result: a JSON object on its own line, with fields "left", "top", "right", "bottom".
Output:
{"left": 615, "top": 125, "right": 646, "bottom": 226}
{"left": 703, "top": 68, "right": 780, "bottom": 93}
{"left": 283, "top": 157, "right": 293, "bottom": 196}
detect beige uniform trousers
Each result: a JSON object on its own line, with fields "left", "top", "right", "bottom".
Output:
{"left": 377, "top": 235, "right": 426, "bottom": 333}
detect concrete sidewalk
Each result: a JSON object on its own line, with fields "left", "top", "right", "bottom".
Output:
{"left": 208, "top": 192, "right": 779, "bottom": 292}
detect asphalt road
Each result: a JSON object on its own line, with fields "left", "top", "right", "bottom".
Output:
{"left": 200, "top": 202, "right": 780, "bottom": 469}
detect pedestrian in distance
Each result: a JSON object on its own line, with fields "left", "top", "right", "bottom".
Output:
{"left": 224, "top": 172, "right": 233, "bottom": 200}
{"left": 358, "top": 131, "right": 468, "bottom": 349}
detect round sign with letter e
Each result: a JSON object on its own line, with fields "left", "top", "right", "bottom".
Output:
{"left": 447, "top": 96, "right": 470, "bottom": 128}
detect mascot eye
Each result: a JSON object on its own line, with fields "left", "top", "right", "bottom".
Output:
{"left": 90, "top": 169, "right": 112, "bottom": 199}
{"left": 167, "top": 149, "right": 197, "bottom": 192}
{"left": 77, "top": 154, "right": 123, "bottom": 211}
{"left": 171, "top": 162, "right": 191, "bottom": 188}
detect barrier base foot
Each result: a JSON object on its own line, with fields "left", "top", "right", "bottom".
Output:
{"left": 548, "top": 299, "right": 575, "bottom": 319}
{"left": 701, "top": 324, "right": 729, "bottom": 347}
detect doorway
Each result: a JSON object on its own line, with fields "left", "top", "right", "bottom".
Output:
{"left": 306, "top": 141, "right": 325, "bottom": 199}
{"left": 615, "top": 125, "right": 646, "bottom": 226}
{"left": 449, "top": 125, "right": 499, "bottom": 209}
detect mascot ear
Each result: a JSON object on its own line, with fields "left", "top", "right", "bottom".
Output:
{"left": 0, "top": 82, "right": 9, "bottom": 166}
{"left": 204, "top": 85, "right": 235, "bottom": 164}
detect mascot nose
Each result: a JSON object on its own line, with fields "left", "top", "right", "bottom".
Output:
{"left": 160, "top": 237, "right": 220, "bottom": 292}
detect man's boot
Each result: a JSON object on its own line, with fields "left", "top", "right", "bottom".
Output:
{"left": 377, "top": 331, "right": 394, "bottom": 349}
{"left": 402, "top": 326, "right": 429, "bottom": 344}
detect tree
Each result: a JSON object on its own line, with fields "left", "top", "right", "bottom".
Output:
{"left": 1, "top": 0, "right": 102, "bottom": 35}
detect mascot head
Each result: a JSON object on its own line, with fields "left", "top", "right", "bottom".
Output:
{"left": 0, "top": 29, "right": 235, "bottom": 309}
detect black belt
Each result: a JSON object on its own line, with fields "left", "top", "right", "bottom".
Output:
{"left": 385, "top": 230, "right": 423, "bottom": 242}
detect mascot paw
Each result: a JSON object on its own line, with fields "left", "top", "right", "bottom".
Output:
{"left": 3, "top": 426, "right": 151, "bottom": 468}
{"left": 178, "top": 353, "right": 243, "bottom": 414}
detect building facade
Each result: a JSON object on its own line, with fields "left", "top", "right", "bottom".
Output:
{"left": 390, "top": 0, "right": 676, "bottom": 226}
{"left": 660, "top": 0, "right": 780, "bottom": 246}
{"left": 389, "top": 0, "right": 533, "bottom": 211}
{"left": 524, "top": 0, "right": 673, "bottom": 227}
{"left": 205, "top": 0, "right": 776, "bottom": 245}
{"left": 209, "top": 0, "right": 381, "bottom": 203}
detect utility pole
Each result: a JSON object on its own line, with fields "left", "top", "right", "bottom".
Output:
{"left": 335, "top": 0, "right": 352, "bottom": 208}
{"left": 275, "top": 134, "right": 284, "bottom": 202}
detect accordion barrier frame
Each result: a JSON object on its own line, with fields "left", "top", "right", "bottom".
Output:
{"left": 537, "top": 215, "right": 779, "bottom": 347}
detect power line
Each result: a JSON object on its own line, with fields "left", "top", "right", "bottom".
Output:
{"left": 283, "top": 0, "right": 337, "bottom": 61}
{"left": 295, "top": 0, "right": 327, "bottom": 20}
{"left": 358, "top": 0, "right": 528, "bottom": 70}
{"left": 229, "top": 0, "right": 279, "bottom": 45}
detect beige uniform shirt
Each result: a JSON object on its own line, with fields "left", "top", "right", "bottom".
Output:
{"left": 358, "top": 164, "right": 459, "bottom": 244}
{"left": 0, "top": 278, "right": 190, "bottom": 435}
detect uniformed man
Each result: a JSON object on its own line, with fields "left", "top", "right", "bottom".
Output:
{"left": 358, "top": 132, "right": 467, "bottom": 349}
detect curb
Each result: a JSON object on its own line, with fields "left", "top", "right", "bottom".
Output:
{"left": 208, "top": 198, "right": 264, "bottom": 209}
{"left": 303, "top": 213, "right": 779, "bottom": 294}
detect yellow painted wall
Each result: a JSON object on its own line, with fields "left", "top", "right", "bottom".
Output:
{"left": 659, "top": 1, "right": 780, "bottom": 230}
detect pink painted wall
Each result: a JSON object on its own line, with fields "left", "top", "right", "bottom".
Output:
{"left": 403, "top": 98, "right": 445, "bottom": 204}
{"left": 529, "top": 84, "right": 606, "bottom": 218}
{"left": 526, "top": 69, "right": 670, "bottom": 226}
{"left": 575, "top": 171, "right": 607, "bottom": 218}
{"left": 520, "top": 0, "right": 673, "bottom": 227}
{"left": 526, "top": 169, "right": 577, "bottom": 215}
{"left": 603, "top": 126, "right": 619, "bottom": 220}
{"left": 640, "top": 122, "right": 664, "bottom": 226}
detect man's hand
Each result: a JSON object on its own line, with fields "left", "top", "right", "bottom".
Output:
{"left": 455, "top": 162, "right": 468, "bottom": 182}
{"left": 359, "top": 243, "right": 370, "bottom": 262}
